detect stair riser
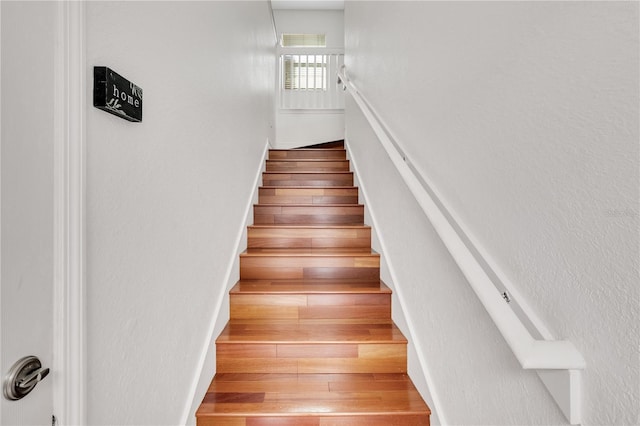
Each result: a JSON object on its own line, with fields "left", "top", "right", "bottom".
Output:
{"left": 259, "top": 187, "right": 358, "bottom": 205}
{"left": 263, "top": 173, "right": 353, "bottom": 187}
{"left": 198, "top": 415, "right": 429, "bottom": 426}
{"left": 266, "top": 160, "right": 350, "bottom": 172}
{"left": 230, "top": 293, "right": 391, "bottom": 320}
{"left": 260, "top": 195, "right": 358, "bottom": 205}
{"left": 269, "top": 149, "right": 346, "bottom": 160}
{"left": 216, "top": 343, "right": 407, "bottom": 374}
{"left": 263, "top": 180, "right": 353, "bottom": 187}
{"left": 254, "top": 206, "right": 364, "bottom": 225}
{"left": 240, "top": 256, "right": 380, "bottom": 280}
{"left": 248, "top": 227, "right": 371, "bottom": 249}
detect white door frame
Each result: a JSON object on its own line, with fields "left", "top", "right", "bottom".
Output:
{"left": 52, "top": 2, "right": 86, "bottom": 425}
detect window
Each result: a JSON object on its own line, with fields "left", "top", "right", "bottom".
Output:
{"left": 281, "top": 33, "right": 326, "bottom": 48}
{"left": 281, "top": 34, "right": 328, "bottom": 90}
{"left": 282, "top": 55, "right": 327, "bottom": 90}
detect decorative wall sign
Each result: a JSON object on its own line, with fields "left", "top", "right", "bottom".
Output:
{"left": 93, "top": 67, "right": 143, "bottom": 122}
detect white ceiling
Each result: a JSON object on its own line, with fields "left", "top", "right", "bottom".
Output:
{"left": 271, "top": 0, "right": 345, "bottom": 10}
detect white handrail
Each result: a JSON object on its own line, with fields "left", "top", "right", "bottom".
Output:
{"left": 338, "top": 66, "right": 585, "bottom": 370}
{"left": 338, "top": 67, "right": 585, "bottom": 423}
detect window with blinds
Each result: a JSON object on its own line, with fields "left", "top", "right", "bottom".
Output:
{"left": 280, "top": 33, "right": 326, "bottom": 47}
{"left": 282, "top": 55, "right": 327, "bottom": 90}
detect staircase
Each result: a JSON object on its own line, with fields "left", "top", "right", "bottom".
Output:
{"left": 196, "top": 141, "right": 431, "bottom": 426}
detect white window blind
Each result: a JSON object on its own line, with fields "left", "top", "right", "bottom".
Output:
{"left": 283, "top": 55, "right": 327, "bottom": 90}
{"left": 281, "top": 33, "right": 326, "bottom": 47}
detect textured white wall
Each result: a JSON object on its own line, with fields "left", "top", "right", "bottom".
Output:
{"left": 274, "top": 9, "right": 344, "bottom": 147}
{"left": 85, "top": 2, "right": 274, "bottom": 424}
{"left": 345, "top": 1, "right": 639, "bottom": 425}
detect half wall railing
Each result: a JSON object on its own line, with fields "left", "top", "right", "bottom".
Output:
{"left": 337, "top": 65, "right": 585, "bottom": 425}
{"left": 279, "top": 49, "right": 344, "bottom": 110}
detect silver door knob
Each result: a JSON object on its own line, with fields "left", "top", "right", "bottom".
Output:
{"left": 3, "top": 356, "right": 50, "bottom": 400}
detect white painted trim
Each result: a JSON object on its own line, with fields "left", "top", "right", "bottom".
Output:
{"left": 346, "top": 142, "right": 447, "bottom": 426}
{"left": 279, "top": 109, "right": 344, "bottom": 114}
{"left": 53, "top": 2, "right": 86, "bottom": 425}
{"left": 277, "top": 47, "right": 345, "bottom": 55}
{"left": 0, "top": 4, "right": 3, "bottom": 420}
{"left": 538, "top": 369, "right": 582, "bottom": 425}
{"left": 179, "top": 140, "right": 269, "bottom": 426}
{"left": 340, "top": 68, "right": 584, "bottom": 424}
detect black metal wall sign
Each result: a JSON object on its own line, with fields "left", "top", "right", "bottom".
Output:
{"left": 93, "top": 67, "right": 143, "bottom": 122}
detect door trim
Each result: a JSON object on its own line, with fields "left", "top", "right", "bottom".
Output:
{"left": 53, "top": 2, "right": 86, "bottom": 425}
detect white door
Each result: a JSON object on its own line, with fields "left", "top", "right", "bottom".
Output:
{"left": 1, "top": 1, "right": 58, "bottom": 424}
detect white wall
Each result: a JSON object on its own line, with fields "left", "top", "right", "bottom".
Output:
{"left": 85, "top": 2, "right": 274, "bottom": 424}
{"left": 274, "top": 9, "right": 344, "bottom": 147}
{"left": 345, "top": 1, "right": 639, "bottom": 425}
{"left": 1, "top": 2, "right": 55, "bottom": 423}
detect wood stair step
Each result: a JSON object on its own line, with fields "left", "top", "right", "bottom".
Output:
{"left": 259, "top": 186, "right": 358, "bottom": 205}
{"left": 269, "top": 148, "right": 347, "bottom": 160}
{"left": 254, "top": 204, "right": 364, "bottom": 225}
{"left": 240, "top": 248, "right": 380, "bottom": 280}
{"left": 262, "top": 172, "right": 353, "bottom": 187}
{"left": 196, "top": 373, "right": 430, "bottom": 426}
{"left": 266, "top": 159, "right": 350, "bottom": 172}
{"left": 230, "top": 279, "right": 391, "bottom": 321}
{"left": 231, "top": 279, "right": 388, "bottom": 294}
{"left": 248, "top": 225, "right": 371, "bottom": 249}
{"left": 217, "top": 319, "right": 405, "bottom": 343}
{"left": 216, "top": 320, "right": 407, "bottom": 374}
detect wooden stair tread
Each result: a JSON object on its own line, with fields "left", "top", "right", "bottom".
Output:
{"left": 248, "top": 224, "right": 370, "bottom": 230}
{"left": 266, "top": 159, "right": 349, "bottom": 163}
{"left": 262, "top": 174, "right": 354, "bottom": 187}
{"left": 247, "top": 225, "right": 371, "bottom": 249}
{"left": 239, "top": 248, "right": 379, "bottom": 280}
{"left": 260, "top": 186, "right": 356, "bottom": 189}
{"left": 267, "top": 157, "right": 349, "bottom": 163}
{"left": 263, "top": 171, "right": 353, "bottom": 175}
{"left": 231, "top": 279, "right": 391, "bottom": 294}
{"left": 266, "top": 160, "right": 350, "bottom": 171}
{"left": 254, "top": 204, "right": 364, "bottom": 213}
{"left": 229, "top": 278, "right": 391, "bottom": 322}
{"left": 254, "top": 203, "right": 362, "bottom": 207}
{"left": 253, "top": 204, "right": 365, "bottom": 222}
{"left": 197, "top": 373, "right": 430, "bottom": 418}
{"left": 253, "top": 205, "right": 364, "bottom": 226}
{"left": 241, "top": 248, "right": 378, "bottom": 256}
{"left": 216, "top": 320, "right": 407, "bottom": 344}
